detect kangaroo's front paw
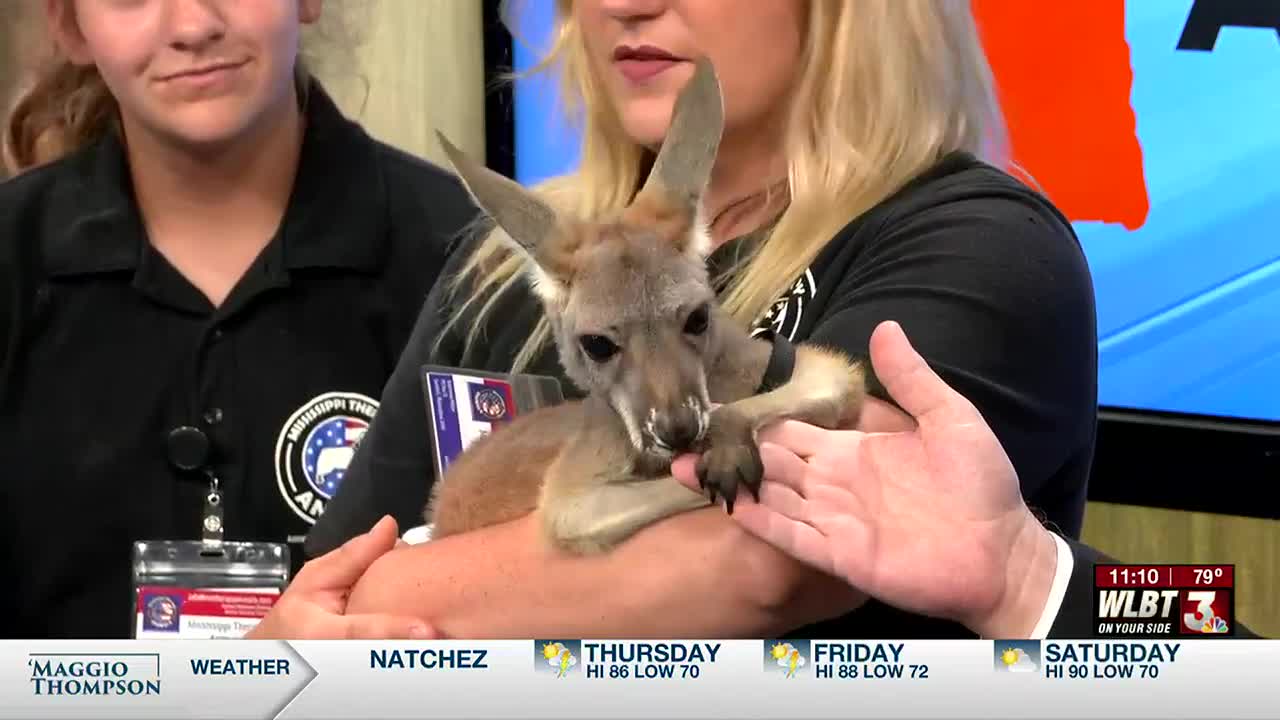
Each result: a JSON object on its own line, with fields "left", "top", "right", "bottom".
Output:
{"left": 695, "top": 410, "right": 762, "bottom": 514}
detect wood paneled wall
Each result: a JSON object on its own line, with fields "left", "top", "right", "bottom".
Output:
{"left": 312, "top": 0, "right": 487, "bottom": 166}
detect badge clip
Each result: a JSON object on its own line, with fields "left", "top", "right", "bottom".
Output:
{"left": 201, "top": 469, "right": 225, "bottom": 550}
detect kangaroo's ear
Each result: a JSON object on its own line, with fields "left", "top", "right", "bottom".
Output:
{"left": 436, "top": 131, "right": 556, "bottom": 259}
{"left": 625, "top": 57, "right": 723, "bottom": 260}
{"left": 437, "top": 131, "right": 571, "bottom": 305}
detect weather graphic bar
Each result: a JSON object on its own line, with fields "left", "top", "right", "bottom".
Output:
{"left": 1, "top": 639, "right": 1276, "bottom": 718}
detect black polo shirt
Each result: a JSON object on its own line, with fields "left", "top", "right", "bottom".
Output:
{"left": 310, "top": 151, "right": 1100, "bottom": 639}
{"left": 0, "top": 85, "right": 477, "bottom": 638}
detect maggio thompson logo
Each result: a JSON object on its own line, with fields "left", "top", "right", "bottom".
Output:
{"left": 28, "top": 653, "right": 161, "bottom": 697}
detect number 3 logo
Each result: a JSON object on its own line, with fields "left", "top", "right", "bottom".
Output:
{"left": 1182, "top": 591, "right": 1216, "bottom": 632}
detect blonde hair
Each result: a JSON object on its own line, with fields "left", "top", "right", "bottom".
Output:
{"left": 448, "top": 0, "right": 1008, "bottom": 372}
{"left": 2, "top": 0, "right": 369, "bottom": 175}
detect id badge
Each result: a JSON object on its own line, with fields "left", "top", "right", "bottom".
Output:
{"left": 420, "top": 365, "right": 565, "bottom": 483}
{"left": 131, "top": 540, "right": 290, "bottom": 639}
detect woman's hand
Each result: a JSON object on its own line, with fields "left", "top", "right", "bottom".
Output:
{"left": 245, "top": 515, "right": 441, "bottom": 640}
{"left": 344, "top": 509, "right": 866, "bottom": 640}
{"left": 673, "top": 320, "right": 1058, "bottom": 638}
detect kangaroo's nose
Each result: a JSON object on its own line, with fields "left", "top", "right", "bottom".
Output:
{"left": 654, "top": 405, "right": 704, "bottom": 451}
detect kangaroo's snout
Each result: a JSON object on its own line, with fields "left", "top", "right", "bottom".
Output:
{"left": 609, "top": 328, "right": 713, "bottom": 459}
{"left": 644, "top": 397, "right": 710, "bottom": 454}
{"left": 653, "top": 405, "right": 702, "bottom": 451}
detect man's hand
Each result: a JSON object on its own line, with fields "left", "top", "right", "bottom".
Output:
{"left": 246, "top": 515, "right": 441, "bottom": 640}
{"left": 674, "top": 320, "right": 1057, "bottom": 638}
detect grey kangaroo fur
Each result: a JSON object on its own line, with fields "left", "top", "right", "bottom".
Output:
{"left": 426, "top": 58, "right": 880, "bottom": 554}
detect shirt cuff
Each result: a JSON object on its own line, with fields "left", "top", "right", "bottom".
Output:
{"left": 1028, "top": 531, "right": 1074, "bottom": 639}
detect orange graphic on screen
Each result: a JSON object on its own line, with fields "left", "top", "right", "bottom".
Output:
{"left": 973, "top": 0, "right": 1150, "bottom": 230}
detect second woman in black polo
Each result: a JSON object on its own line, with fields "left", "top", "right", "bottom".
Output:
{"left": 0, "top": 0, "right": 475, "bottom": 638}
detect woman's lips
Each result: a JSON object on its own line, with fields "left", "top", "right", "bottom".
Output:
{"left": 612, "top": 45, "right": 684, "bottom": 84}
{"left": 158, "top": 60, "right": 249, "bottom": 93}
{"left": 616, "top": 58, "right": 681, "bottom": 83}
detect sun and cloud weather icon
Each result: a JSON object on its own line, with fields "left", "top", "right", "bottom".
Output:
{"left": 763, "top": 640, "right": 809, "bottom": 678}
{"left": 535, "top": 640, "right": 581, "bottom": 678}
{"left": 993, "top": 640, "right": 1041, "bottom": 673}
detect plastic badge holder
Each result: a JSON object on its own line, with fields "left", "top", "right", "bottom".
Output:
{"left": 131, "top": 540, "right": 290, "bottom": 639}
{"left": 420, "top": 365, "right": 565, "bottom": 484}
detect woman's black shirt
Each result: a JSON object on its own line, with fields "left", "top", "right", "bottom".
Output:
{"left": 0, "top": 85, "right": 477, "bottom": 638}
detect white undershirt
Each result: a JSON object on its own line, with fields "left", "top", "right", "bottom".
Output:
{"left": 1029, "top": 532, "right": 1075, "bottom": 639}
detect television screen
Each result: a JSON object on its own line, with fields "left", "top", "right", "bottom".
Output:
{"left": 508, "top": 0, "right": 1280, "bottom": 424}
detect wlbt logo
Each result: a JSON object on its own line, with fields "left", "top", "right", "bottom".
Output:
{"left": 1098, "top": 589, "right": 1180, "bottom": 620}
{"left": 1096, "top": 589, "right": 1231, "bottom": 633}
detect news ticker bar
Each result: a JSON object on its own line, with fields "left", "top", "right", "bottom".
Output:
{"left": 2, "top": 639, "right": 1276, "bottom": 719}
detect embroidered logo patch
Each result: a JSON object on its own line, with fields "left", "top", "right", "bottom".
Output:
{"left": 274, "top": 391, "right": 378, "bottom": 524}
{"left": 752, "top": 268, "right": 817, "bottom": 341}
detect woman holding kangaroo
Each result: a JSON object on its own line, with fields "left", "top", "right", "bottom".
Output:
{"left": 286, "top": 0, "right": 1099, "bottom": 641}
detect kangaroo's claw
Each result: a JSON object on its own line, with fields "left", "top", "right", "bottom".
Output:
{"left": 696, "top": 408, "right": 763, "bottom": 514}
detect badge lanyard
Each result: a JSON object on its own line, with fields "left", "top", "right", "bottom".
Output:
{"left": 183, "top": 326, "right": 224, "bottom": 548}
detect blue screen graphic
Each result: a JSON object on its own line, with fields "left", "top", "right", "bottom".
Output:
{"left": 507, "top": 1, "right": 1280, "bottom": 423}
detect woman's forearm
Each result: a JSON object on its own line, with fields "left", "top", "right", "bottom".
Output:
{"left": 344, "top": 508, "right": 861, "bottom": 639}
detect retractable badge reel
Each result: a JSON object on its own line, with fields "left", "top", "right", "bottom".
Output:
{"left": 129, "top": 426, "right": 291, "bottom": 639}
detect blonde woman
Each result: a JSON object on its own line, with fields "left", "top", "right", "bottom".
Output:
{"left": 308, "top": 0, "right": 1098, "bottom": 639}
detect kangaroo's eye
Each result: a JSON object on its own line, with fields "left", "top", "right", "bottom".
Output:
{"left": 579, "top": 334, "right": 619, "bottom": 362}
{"left": 684, "top": 303, "right": 710, "bottom": 336}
